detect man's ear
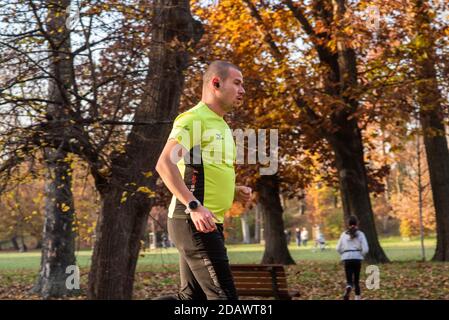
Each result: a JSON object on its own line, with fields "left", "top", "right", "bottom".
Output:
{"left": 212, "top": 77, "right": 220, "bottom": 89}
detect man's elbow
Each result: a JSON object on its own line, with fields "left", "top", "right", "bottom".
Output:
{"left": 155, "top": 157, "right": 165, "bottom": 175}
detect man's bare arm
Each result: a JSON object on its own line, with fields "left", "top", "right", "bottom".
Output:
{"left": 156, "top": 139, "right": 194, "bottom": 206}
{"left": 155, "top": 139, "right": 217, "bottom": 232}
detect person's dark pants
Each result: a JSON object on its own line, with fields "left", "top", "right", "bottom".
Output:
{"left": 344, "top": 259, "right": 362, "bottom": 295}
{"left": 165, "top": 218, "right": 238, "bottom": 300}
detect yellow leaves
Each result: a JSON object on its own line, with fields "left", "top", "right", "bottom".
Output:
{"left": 136, "top": 186, "right": 156, "bottom": 198}
{"left": 121, "top": 184, "right": 156, "bottom": 203}
{"left": 120, "top": 191, "right": 128, "bottom": 204}
{"left": 142, "top": 171, "right": 153, "bottom": 178}
{"left": 195, "top": 8, "right": 204, "bottom": 16}
{"left": 92, "top": 122, "right": 101, "bottom": 130}
{"left": 124, "top": 6, "right": 134, "bottom": 15}
{"left": 342, "top": 26, "right": 353, "bottom": 36}
{"left": 136, "top": 186, "right": 150, "bottom": 193}
{"left": 61, "top": 203, "right": 71, "bottom": 212}
{"left": 64, "top": 153, "right": 75, "bottom": 163}
{"left": 15, "top": 149, "right": 25, "bottom": 159}
{"left": 98, "top": 167, "right": 110, "bottom": 177}
{"left": 412, "top": 35, "right": 430, "bottom": 49}
{"left": 327, "top": 39, "right": 337, "bottom": 52}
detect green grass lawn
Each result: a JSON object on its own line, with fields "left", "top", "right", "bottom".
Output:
{"left": 1, "top": 236, "right": 447, "bottom": 300}
{"left": 0, "top": 236, "right": 436, "bottom": 271}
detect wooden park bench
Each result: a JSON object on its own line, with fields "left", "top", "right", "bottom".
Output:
{"left": 230, "top": 264, "right": 300, "bottom": 300}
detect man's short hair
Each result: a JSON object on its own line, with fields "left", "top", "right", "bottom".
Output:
{"left": 203, "top": 60, "right": 241, "bottom": 86}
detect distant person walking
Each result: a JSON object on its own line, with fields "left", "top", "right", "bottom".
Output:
{"left": 316, "top": 232, "right": 326, "bottom": 251}
{"left": 336, "top": 216, "right": 369, "bottom": 300}
{"left": 300, "top": 227, "right": 309, "bottom": 246}
{"left": 295, "top": 228, "right": 301, "bottom": 247}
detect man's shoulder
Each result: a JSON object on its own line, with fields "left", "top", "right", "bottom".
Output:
{"left": 173, "top": 107, "right": 203, "bottom": 125}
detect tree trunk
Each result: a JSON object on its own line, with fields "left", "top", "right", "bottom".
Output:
{"left": 254, "top": 203, "right": 261, "bottom": 243}
{"left": 20, "top": 236, "right": 27, "bottom": 252}
{"left": 416, "top": 134, "right": 426, "bottom": 261}
{"left": 35, "top": 240, "right": 43, "bottom": 250}
{"left": 327, "top": 123, "right": 389, "bottom": 263}
{"left": 33, "top": 148, "right": 77, "bottom": 298}
{"left": 257, "top": 175, "right": 295, "bottom": 265}
{"left": 421, "top": 114, "right": 449, "bottom": 261}
{"left": 414, "top": 0, "right": 449, "bottom": 261}
{"left": 87, "top": 0, "right": 203, "bottom": 299}
{"left": 317, "top": 0, "right": 389, "bottom": 263}
{"left": 150, "top": 219, "right": 157, "bottom": 249}
{"left": 240, "top": 213, "right": 250, "bottom": 244}
{"left": 11, "top": 236, "right": 20, "bottom": 251}
{"left": 32, "top": 0, "right": 78, "bottom": 298}
{"left": 298, "top": 189, "right": 306, "bottom": 214}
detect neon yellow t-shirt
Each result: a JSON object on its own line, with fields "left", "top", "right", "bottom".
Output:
{"left": 167, "top": 101, "right": 236, "bottom": 223}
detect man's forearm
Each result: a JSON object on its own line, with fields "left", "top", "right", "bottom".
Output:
{"left": 156, "top": 159, "right": 196, "bottom": 206}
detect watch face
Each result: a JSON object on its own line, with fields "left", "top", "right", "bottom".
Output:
{"left": 189, "top": 201, "right": 198, "bottom": 210}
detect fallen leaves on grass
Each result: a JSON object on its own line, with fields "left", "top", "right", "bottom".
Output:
{"left": 1, "top": 261, "right": 449, "bottom": 300}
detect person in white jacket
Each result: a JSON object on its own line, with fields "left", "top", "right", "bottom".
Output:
{"left": 336, "top": 216, "right": 369, "bottom": 300}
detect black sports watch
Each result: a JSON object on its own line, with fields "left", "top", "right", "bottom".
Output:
{"left": 185, "top": 200, "right": 201, "bottom": 214}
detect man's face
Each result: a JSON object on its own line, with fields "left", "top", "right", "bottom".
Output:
{"left": 215, "top": 68, "right": 245, "bottom": 112}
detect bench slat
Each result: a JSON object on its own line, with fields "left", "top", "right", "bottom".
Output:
{"left": 232, "top": 271, "right": 286, "bottom": 278}
{"left": 233, "top": 277, "right": 287, "bottom": 283}
{"left": 236, "top": 289, "right": 292, "bottom": 297}
{"left": 230, "top": 264, "right": 299, "bottom": 300}
{"left": 235, "top": 283, "right": 288, "bottom": 290}
{"left": 230, "top": 265, "right": 285, "bottom": 272}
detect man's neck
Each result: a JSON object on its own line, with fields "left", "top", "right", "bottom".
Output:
{"left": 201, "top": 99, "right": 225, "bottom": 117}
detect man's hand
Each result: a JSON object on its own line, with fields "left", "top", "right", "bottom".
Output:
{"left": 190, "top": 206, "right": 219, "bottom": 233}
{"left": 235, "top": 186, "right": 252, "bottom": 206}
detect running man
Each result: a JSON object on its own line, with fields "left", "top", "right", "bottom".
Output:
{"left": 155, "top": 60, "right": 252, "bottom": 300}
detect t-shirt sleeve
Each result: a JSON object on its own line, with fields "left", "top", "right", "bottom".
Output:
{"left": 360, "top": 232, "right": 369, "bottom": 256}
{"left": 168, "top": 111, "right": 202, "bottom": 151}
{"left": 336, "top": 233, "right": 344, "bottom": 253}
